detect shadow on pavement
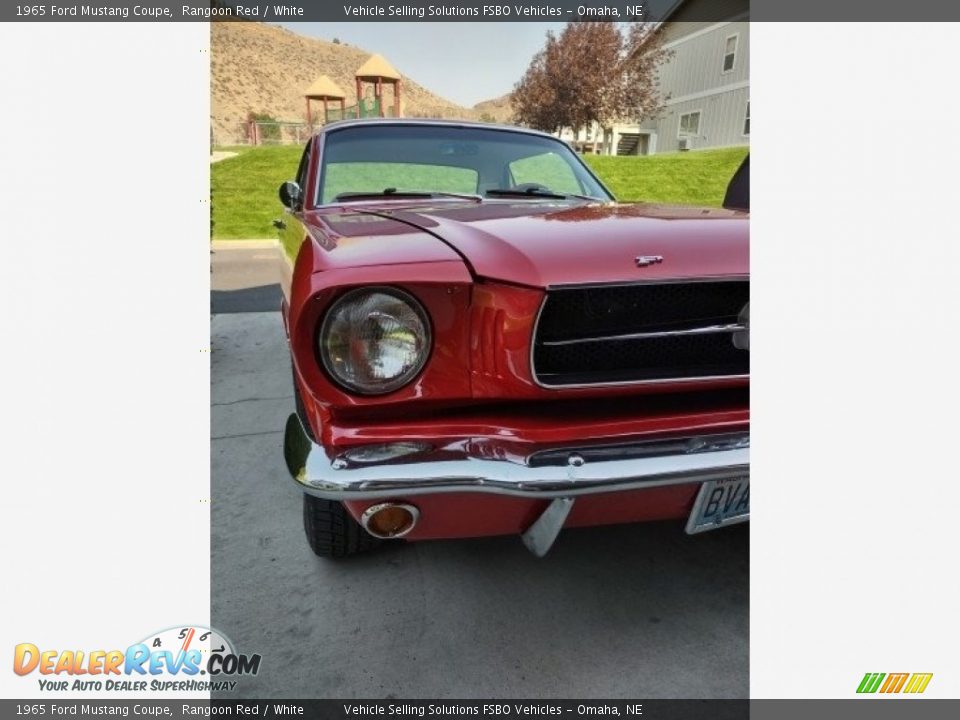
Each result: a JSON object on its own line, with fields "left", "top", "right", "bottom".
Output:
{"left": 211, "top": 284, "right": 282, "bottom": 314}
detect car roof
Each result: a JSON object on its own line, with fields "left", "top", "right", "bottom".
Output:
{"left": 316, "top": 117, "right": 561, "bottom": 141}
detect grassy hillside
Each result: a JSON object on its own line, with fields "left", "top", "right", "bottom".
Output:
{"left": 211, "top": 22, "right": 476, "bottom": 144}
{"left": 211, "top": 145, "right": 749, "bottom": 239}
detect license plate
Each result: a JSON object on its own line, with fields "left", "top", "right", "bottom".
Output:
{"left": 685, "top": 476, "right": 750, "bottom": 534}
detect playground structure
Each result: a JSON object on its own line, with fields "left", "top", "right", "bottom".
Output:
{"left": 304, "top": 75, "right": 347, "bottom": 128}
{"left": 244, "top": 54, "right": 404, "bottom": 144}
{"left": 350, "top": 53, "right": 401, "bottom": 121}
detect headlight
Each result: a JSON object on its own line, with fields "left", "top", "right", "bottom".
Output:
{"left": 319, "top": 287, "right": 432, "bottom": 395}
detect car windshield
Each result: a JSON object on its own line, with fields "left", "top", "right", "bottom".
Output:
{"left": 318, "top": 124, "right": 614, "bottom": 205}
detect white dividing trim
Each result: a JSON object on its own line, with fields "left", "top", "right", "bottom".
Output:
{"left": 665, "top": 80, "right": 750, "bottom": 107}
{"left": 662, "top": 18, "right": 748, "bottom": 50}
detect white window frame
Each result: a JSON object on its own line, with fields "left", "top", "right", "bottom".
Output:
{"left": 743, "top": 101, "right": 750, "bottom": 136}
{"left": 722, "top": 33, "right": 739, "bottom": 74}
{"left": 678, "top": 110, "right": 702, "bottom": 138}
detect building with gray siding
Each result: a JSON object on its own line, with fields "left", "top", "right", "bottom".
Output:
{"left": 566, "top": 0, "right": 750, "bottom": 155}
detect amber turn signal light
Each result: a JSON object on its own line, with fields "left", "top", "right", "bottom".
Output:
{"left": 360, "top": 503, "right": 420, "bottom": 539}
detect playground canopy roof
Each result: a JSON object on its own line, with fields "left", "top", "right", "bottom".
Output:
{"left": 305, "top": 75, "right": 346, "bottom": 100}
{"left": 355, "top": 54, "right": 401, "bottom": 81}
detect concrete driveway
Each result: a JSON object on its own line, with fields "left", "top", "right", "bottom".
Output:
{"left": 210, "top": 245, "right": 748, "bottom": 699}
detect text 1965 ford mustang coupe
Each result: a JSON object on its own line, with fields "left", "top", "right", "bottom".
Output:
{"left": 279, "top": 119, "right": 748, "bottom": 558}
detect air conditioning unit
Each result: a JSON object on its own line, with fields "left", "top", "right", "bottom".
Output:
{"left": 678, "top": 136, "right": 692, "bottom": 151}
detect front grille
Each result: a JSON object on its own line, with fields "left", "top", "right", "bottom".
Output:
{"left": 532, "top": 280, "right": 749, "bottom": 386}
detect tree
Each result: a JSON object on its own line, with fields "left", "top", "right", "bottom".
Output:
{"left": 511, "top": 30, "right": 563, "bottom": 133}
{"left": 511, "top": 22, "right": 670, "bottom": 147}
{"left": 623, "top": 22, "right": 671, "bottom": 124}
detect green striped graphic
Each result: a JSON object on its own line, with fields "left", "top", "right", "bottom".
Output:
{"left": 856, "top": 672, "right": 886, "bottom": 693}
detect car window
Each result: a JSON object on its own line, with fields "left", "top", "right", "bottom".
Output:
{"left": 322, "top": 162, "right": 479, "bottom": 204}
{"left": 295, "top": 140, "right": 311, "bottom": 194}
{"left": 317, "top": 125, "right": 613, "bottom": 205}
{"left": 509, "top": 152, "right": 583, "bottom": 195}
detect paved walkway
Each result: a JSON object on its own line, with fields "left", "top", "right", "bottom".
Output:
{"left": 211, "top": 150, "right": 239, "bottom": 163}
{"left": 210, "top": 243, "right": 282, "bottom": 313}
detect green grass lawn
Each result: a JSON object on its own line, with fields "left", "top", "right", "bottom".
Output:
{"left": 584, "top": 146, "right": 748, "bottom": 205}
{"left": 212, "top": 145, "right": 302, "bottom": 239}
{"left": 212, "top": 145, "right": 256, "bottom": 156}
{"left": 211, "top": 144, "right": 748, "bottom": 239}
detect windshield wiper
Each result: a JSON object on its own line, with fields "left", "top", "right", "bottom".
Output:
{"left": 335, "top": 188, "right": 482, "bottom": 202}
{"left": 485, "top": 187, "right": 599, "bottom": 202}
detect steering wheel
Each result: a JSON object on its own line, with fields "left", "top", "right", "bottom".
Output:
{"left": 512, "top": 182, "right": 551, "bottom": 193}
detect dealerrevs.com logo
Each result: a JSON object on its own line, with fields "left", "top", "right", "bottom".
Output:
{"left": 13, "top": 625, "right": 261, "bottom": 693}
{"left": 857, "top": 672, "right": 933, "bottom": 694}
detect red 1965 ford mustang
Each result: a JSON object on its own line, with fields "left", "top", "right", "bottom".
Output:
{"left": 279, "top": 119, "right": 748, "bottom": 558}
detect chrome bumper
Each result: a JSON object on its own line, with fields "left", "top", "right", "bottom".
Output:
{"left": 283, "top": 413, "right": 749, "bottom": 501}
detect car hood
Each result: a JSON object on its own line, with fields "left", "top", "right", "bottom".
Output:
{"left": 374, "top": 201, "right": 748, "bottom": 287}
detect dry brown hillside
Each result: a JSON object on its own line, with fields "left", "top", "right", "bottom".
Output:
{"left": 211, "top": 22, "right": 491, "bottom": 144}
{"left": 473, "top": 93, "right": 514, "bottom": 123}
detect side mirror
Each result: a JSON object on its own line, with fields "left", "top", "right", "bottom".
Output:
{"left": 279, "top": 181, "right": 302, "bottom": 209}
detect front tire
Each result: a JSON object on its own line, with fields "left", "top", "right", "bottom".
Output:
{"left": 302, "top": 494, "right": 381, "bottom": 558}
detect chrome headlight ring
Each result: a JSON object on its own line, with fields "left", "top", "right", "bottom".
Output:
{"left": 318, "top": 286, "right": 432, "bottom": 395}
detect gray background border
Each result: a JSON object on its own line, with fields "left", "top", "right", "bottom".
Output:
{"left": 4, "top": 1, "right": 960, "bottom": 22}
